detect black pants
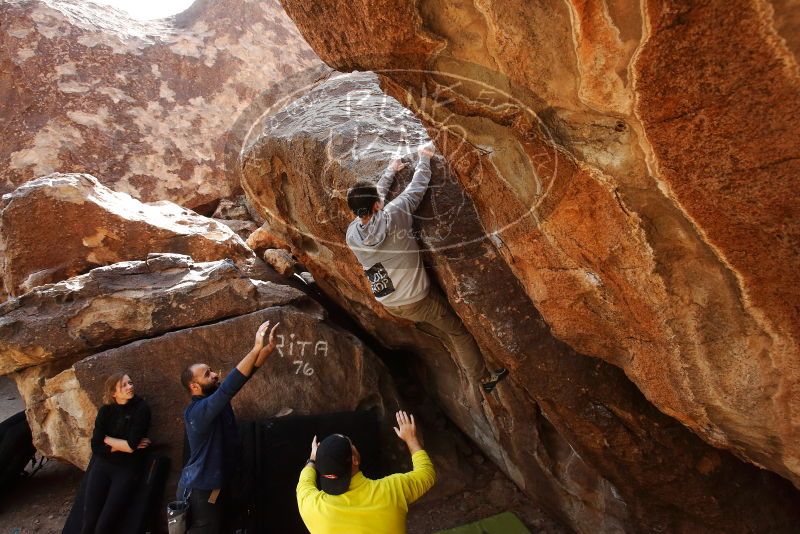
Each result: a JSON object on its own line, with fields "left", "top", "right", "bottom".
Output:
{"left": 80, "top": 457, "right": 138, "bottom": 534}
{"left": 187, "top": 488, "right": 225, "bottom": 534}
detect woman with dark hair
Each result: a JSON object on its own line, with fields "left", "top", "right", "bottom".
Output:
{"left": 80, "top": 372, "right": 151, "bottom": 534}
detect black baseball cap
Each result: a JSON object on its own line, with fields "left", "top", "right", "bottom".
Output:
{"left": 315, "top": 434, "right": 353, "bottom": 495}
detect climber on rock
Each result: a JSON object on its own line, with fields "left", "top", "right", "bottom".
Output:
{"left": 345, "top": 142, "right": 508, "bottom": 393}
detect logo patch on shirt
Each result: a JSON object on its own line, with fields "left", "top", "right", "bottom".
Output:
{"left": 365, "top": 263, "right": 395, "bottom": 298}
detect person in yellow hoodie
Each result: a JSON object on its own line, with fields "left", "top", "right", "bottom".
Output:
{"left": 296, "top": 411, "right": 436, "bottom": 534}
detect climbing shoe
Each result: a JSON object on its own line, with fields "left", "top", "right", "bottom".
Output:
{"left": 481, "top": 368, "right": 509, "bottom": 393}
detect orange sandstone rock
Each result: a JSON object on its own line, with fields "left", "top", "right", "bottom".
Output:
{"left": 0, "top": 0, "right": 320, "bottom": 208}
{"left": 241, "top": 70, "right": 800, "bottom": 533}
{"left": 0, "top": 173, "right": 262, "bottom": 297}
{"left": 279, "top": 0, "right": 800, "bottom": 492}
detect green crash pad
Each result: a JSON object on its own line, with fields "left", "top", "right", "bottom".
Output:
{"left": 435, "top": 511, "right": 531, "bottom": 534}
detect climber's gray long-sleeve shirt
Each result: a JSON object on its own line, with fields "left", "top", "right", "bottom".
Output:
{"left": 346, "top": 155, "right": 432, "bottom": 307}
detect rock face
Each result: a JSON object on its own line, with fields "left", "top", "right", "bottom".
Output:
{"left": 0, "top": 253, "right": 305, "bottom": 375}
{"left": 240, "top": 71, "right": 800, "bottom": 532}
{"left": 0, "top": 173, "right": 262, "bottom": 297}
{"left": 0, "top": 0, "right": 320, "bottom": 209}
{"left": 19, "top": 304, "right": 400, "bottom": 474}
{"left": 262, "top": 249, "right": 297, "bottom": 276}
{"left": 283, "top": 0, "right": 800, "bottom": 494}
{"left": 279, "top": 0, "right": 800, "bottom": 496}
{"left": 211, "top": 195, "right": 261, "bottom": 239}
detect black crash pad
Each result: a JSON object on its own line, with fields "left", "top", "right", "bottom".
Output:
{"left": 236, "top": 409, "right": 383, "bottom": 534}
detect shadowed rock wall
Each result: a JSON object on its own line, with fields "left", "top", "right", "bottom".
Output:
{"left": 19, "top": 304, "right": 401, "bottom": 477}
{"left": 277, "top": 0, "right": 800, "bottom": 493}
{"left": 240, "top": 71, "right": 800, "bottom": 533}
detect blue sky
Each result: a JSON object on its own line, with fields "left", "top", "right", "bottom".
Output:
{"left": 92, "top": 0, "right": 196, "bottom": 20}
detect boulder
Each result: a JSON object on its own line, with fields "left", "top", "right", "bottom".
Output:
{"left": 0, "top": 173, "right": 263, "bottom": 297}
{"left": 18, "top": 305, "right": 400, "bottom": 477}
{"left": 211, "top": 196, "right": 256, "bottom": 222}
{"left": 241, "top": 71, "right": 800, "bottom": 532}
{"left": 263, "top": 249, "right": 297, "bottom": 276}
{"left": 0, "top": 0, "right": 321, "bottom": 209}
{"left": 213, "top": 218, "right": 259, "bottom": 241}
{"left": 0, "top": 253, "right": 306, "bottom": 375}
{"left": 211, "top": 195, "right": 261, "bottom": 240}
{"left": 246, "top": 225, "right": 291, "bottom": 253}
{"left": 277, "top": 0, "right": 800, "bottom": 491}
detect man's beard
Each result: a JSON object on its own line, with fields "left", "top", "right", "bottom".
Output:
{"left": 200, "top": 382, "right": 219, "bottom": 395}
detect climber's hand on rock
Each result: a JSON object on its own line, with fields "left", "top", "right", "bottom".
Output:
{"left": 393, "top": 410, "right": 422, "bottom": 453}
{"left": 417, "top": 142, "right": 436, "bottom": 158}
{"left": 255, "top": 321, "right": 280, "bottom": 367}
{"left": 389, "top": 158, "right": 407, "bottom": 172}
{"left": 252, "top": 320, "right": 272, "bottom": 352}
{"left": 137, "top": 438, "right": 151, "bottom": 449}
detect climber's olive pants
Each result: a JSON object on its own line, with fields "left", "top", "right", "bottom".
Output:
{"left": 384, "top": 288, "right": 487, "bottom": 382}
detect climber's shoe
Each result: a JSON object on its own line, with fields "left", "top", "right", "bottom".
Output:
{"left": 481, "top": 368, "right": 509, "bottom": 393}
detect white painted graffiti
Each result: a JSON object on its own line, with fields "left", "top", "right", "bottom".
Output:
{"left": 274, "top": 334, "right": 329, "bottom": 377}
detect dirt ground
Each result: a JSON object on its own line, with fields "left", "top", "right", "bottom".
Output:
{"left": 400, "top": 382, "right": 566, "bottom": 534}
{"left": 407, "top": 449, "right": 566, "bottom": 533}
{"left": 0, "top": 376, "right": 565, "bottom": 534}
{"left": 0, "top": 377, "right": 83, "bottom": 534}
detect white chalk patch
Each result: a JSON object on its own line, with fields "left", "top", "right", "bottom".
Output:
{"left": 97, "top": 86, "right": 135, "bottom": 104}
{"left": 58, "top": 80, "right": 91, "bottom": 93}
{"left": 8, "top": 26, "right": 33, "bottom": 38}
{"left": 584, "top": 270, "right": 602, "bottom": 286}
{"left": 55, "top": 62, "right": 78, "bottom": 77}
{"left": 15, "top": 48, "right": 35, "bottom": 63}
{"left": 203, "top": 46, "right": 218, "bottom": 68}
{"left": 31, "top": 9, "right": 63, "bottom": 40}
{"left": 159, "top": 81, "right": 176, "bottom": 102}
{"left": 77, "top": 32, "right": 150, "bottom": 55}
{"left": 169, "top": 36, "right": 203, "bottom": 58}
{"left": 8, "top": 122, "right": 85, "bottom": 176}
{"left": 66, "top": 107, "right": 110, "bottom": 130}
